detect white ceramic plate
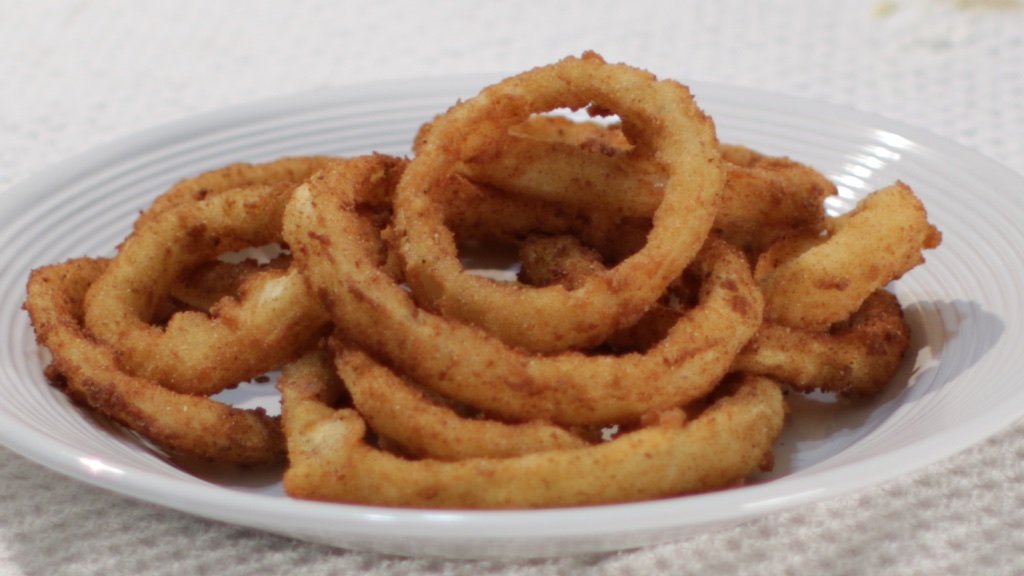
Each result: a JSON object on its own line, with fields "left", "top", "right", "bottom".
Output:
{"left": 1, "top": 75, "right": 1022, "bottom": 559}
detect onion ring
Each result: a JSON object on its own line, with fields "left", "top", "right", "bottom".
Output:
{"left": 516, "top": 233, "right": 694, "bottom": 352}
{"left": 284, "top": 157, "right": 761, "bottom": 425}
{"left": 715, "top": 144, "right": 836, "bottom": 257}
{"left": 280, "top": 370, "right": 785, "bottom": 509}
{"left": 518, "top": 232, "right": 913, "bottom": 395}
{"left": 84, "top": 181, "right": 329, "bottom": 395}
{"left": 136, "top": 156, "right": 337, "bottom": 229}
{"left": 734, "top": 290, "right": 911, "bottom": 396}
{"left": 19, "top": 54, "right": 947, "bottom": 509}
{"left": 455, "top": 118, "right": 664, "bottom": 219}
{"left": 332, "top": 341, "right": 591, "bottom": 460}
{"left": 433, "top": 173, "right": 650, "bottom": 263}
{"left": 759, "top": 182, "right": 942, "bottom": 331}
{"left": 451, "top": 114, "right": 834, "bottom": 259}
{"left": 25, "top": 258, "right": 284, "bottom": 465}
{"left": 393, "top": 52, "right": 724, "bottom": 353}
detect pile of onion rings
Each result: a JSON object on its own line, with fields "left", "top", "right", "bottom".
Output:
{"left": 23, "top": 52, "right": 941, "bottom": 508}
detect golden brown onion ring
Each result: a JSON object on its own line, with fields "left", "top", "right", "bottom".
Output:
{"left": 751, "top": 229, "right": 827, "bottom": 282}
{"left": 280, "top": 370, "right": 785, "bottom": 509}
{"left": 25, "top": 258, "right": 284, "bottom": 465}
{"left": 759, "top": 182, "right": 942, "bottom": 331}
{"left": 434, "top": 174, "right": 650, "bottom": 263}
{"left": 518, "top": 233, "right": 913, "bottom": 395}
{"left": 394, "top": 52, "right": 724, "bottom": 353}
{"left": 516, "top": 233, "right": 695, "bottom": 352}
{"left": 735, "top": 290, "right": 911, "bottom": 397}
{"left": 284, "top": 157, "right": 762, "bottom": 426}
{"left": 332, "top": 341, "right": 591, "bottom": 460}
{"left": 454, "top": 113, "right": 835, "bottom": 259}
{"left": 411, "top": 111, "right": 632, "bottom": 161}
{"left": 136, "top": 156, "right": 337, "bottom": 229}
{"left": 84, "top": 181, "right": 329, "bottom": 395}
{"left": 715, "top": 144, "right": 836, "bottom": 257}
{"left": 456, "top": 121, "right": 664, "bottom": 219}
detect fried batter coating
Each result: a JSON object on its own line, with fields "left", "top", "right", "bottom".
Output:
{"left": 395, "top": 53, "right": 724, "bottom": 353}
{"left": 281, "top": 366, "right": 785, "bottom": 509}
{"left": 25, "top": 258, "right": 284, "bottom": 465}
{"left": 84, "top": 181, "right": 329, "bottom": 395}
{"left": 759, "top": 182, "right": 942, "bottom": 331}
{"left": 285, "top": 157, "right": 762, "bottom": 426}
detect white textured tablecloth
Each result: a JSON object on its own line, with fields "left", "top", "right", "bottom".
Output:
{"left": 3, "top": 1, "right": 1023, "bottom": 574}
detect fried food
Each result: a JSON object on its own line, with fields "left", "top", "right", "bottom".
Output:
{"left": 507, "top": 113, "right": 632, "bottom": 150}
{"left": 169, "top": 255, "right": 292, "bottom": 312}
{"left": 715, "top": 144, "right": 837, "bottom": 257}
{"left": 136, "top": 156, "right": 337, "bottom": 229}
{"left": 734, "top": 290, "right": 911, "bottom": 396}
{"left": 392, "top": 52, "right": 724, "bottom": 353}
{"left": 281, "top": 366, "right": 785, "bottom": 508}
{"left": 516, "top": 233, "right": 702, "bottom": 353}
{"left": 455, "top": 117, "right": 663, "bottom": 218}
{"left": 25, "top": 258, "right": 284, "bottom": 465}
{"left": 284, "top": 159, "right": 762, "bottom": 425}
{"left": 21, "top": 52, "right": 943, "bottom": 510}
{"left": 333, "top": 342, "right": 591, "bottom": 459}
{"left": 83, "top": 180, "right": 330, "bottom": 395}
{"left": 759, "top": 182, "right": 942, "bottom": 331}
{"left": 517, "top": 234, "right": 607, "bottom": 289}
{"left": 516, "top": 208, "right": 920, "bottom": 397}
{"left": 455, "top": 115, "right": 835, "bottom": 260}
{"left": 435, "top": 173, "right": 650, "bottom": 262}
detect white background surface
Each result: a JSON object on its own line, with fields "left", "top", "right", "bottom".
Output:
{"left": 2, "top": 1, "right": 1023, "bottom": 574}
